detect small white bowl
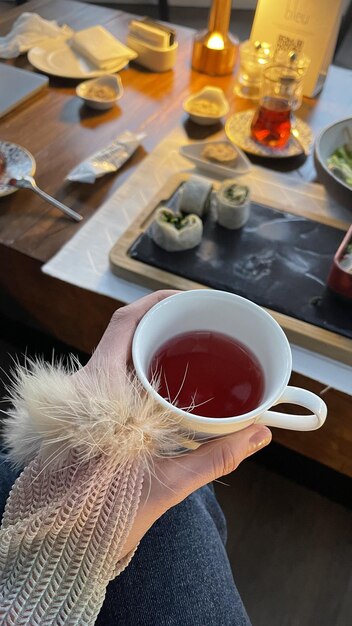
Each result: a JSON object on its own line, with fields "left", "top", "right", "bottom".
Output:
{"left": 76, "top": 75, "right": 123, "bottom": 110}
{"left": 183, "top": 86, "right": 229, "bottom": 125}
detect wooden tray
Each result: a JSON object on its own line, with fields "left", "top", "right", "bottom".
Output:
{"left": 109, "top": 173, "right": 352, "bottom": 366}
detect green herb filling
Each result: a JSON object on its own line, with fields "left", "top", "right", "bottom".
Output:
{"left": 327, "top": 144, "right": 352, "bottom": 189}
{"left": 160, "top": 210, "right": 189, "bottom": 230}
{"left": 224, "top": 184, "right": 248, "bottom": 204}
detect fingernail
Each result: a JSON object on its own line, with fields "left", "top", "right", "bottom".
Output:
{"left": 248, "top": 427, "right": 271, "bottom": 455}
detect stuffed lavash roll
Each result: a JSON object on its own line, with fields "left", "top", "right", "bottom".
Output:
{"left": 216, "top": 180, "right": 250, "bottom": 230}
{"left": 151, "top": 207, "right": 203, "bottom": 252}
{"left": 178, "top": 175, "right": 213, "bottom": 217}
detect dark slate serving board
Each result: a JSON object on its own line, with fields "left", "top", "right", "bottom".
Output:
{"left": 128, "top": 184, "right": 352, "bottom": 339}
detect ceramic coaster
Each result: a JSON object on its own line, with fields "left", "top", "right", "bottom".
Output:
{"left": 225, "top": 109, "right": 313, "bottom": 158}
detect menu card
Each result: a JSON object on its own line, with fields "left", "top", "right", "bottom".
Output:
{"left": 250, "top": 0, "right": 345, "bottom": 97}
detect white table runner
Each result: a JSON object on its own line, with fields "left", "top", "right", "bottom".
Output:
{"left": 43, "top": 127, "right": 352, "bottom": 394}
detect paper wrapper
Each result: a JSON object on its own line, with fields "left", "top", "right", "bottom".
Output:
{"left": 66, "top": 130, "right": 145, "bottom": 183}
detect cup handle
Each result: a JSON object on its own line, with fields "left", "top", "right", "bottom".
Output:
{"left": 258, "top": 386, "right": 327, "bottom": 431}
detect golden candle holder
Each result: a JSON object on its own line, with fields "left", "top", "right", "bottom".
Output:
{"left": 191, "top": 0, "right": 239, "bottom": 76}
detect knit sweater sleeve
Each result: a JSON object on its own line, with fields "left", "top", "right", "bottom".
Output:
{"left": 0, "top": 452, "right": 144, "bottom": 625}
{"left": 0, "top": 358, "right": 186, "bottom": 625}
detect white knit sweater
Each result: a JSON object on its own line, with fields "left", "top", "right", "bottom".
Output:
{"left": 0, "top": 359, "right": 187, "bottom": 625}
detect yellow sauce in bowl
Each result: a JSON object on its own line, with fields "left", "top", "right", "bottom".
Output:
{"left": 85, "top": 85, "right": 117, "bottom": 101}
{"left": 188, "top": 99, "right": 221, "bottom": 116}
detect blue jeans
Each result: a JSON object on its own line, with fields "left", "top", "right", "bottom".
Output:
{"left": 0, "top": 455, "right": 251, "bottom": 626}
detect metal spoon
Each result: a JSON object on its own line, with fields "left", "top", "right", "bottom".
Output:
{"left": 9, "top": 176, "right": 83, "bottom": 222}
{"left": 291, "top": 126, "right": 310, "bottom": 156}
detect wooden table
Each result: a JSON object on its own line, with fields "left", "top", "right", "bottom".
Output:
{"left": 0, "top": 0, "right": 351, "bottom": 476}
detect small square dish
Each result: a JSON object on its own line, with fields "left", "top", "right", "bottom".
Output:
{"left": 183, "top": 87, "right": 229, "bottom": 125}
{"left": 76, "top": 74, "right": 123, "bottom": 110}
{"left": 180, "top": 140, "right": 251, "bottom": 176}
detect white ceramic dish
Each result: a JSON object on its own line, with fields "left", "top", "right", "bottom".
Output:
{"left": 225, "top": 110, "right": 313, "bottom": 158}
{"left": 180, "top": 140, "right": 251, "bottom": 176}
{"left": 183, "top": 87, "right": 230, "bottom": 126}
{"left": 127, "top": 34, "right": 178, "bottom": 72}
{"left": 314, "top": 117, "right": 352, "bottom": 204}
{"left": 0, "top": 141, "right": 36, "bottom": 197}
{"left": 28, "top": 39, "right": 130, "bottom": 79}
{"left": 76, "top": 75, "right": 123, "bottom": 110}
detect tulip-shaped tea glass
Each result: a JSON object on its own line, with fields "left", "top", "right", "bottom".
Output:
{"left": 250, "top": 65, "right": 301, "bottom": 149}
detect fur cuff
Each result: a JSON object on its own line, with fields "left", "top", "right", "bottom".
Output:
{"left": 4, "top": 357, "right": 189, "bottom": 470}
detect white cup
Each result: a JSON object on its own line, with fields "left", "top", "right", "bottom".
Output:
{"left": 132, "top": 290, "right": 327, "bottom": 440}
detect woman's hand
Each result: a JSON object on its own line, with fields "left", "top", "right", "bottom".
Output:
{"left": 0, "top": 290, "right": 271, "bottom": 623}
{"left": 84, "top": 291, "right": 272, "bottom": 557}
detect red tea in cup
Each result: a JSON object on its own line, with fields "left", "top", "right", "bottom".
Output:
{"left": 148, "top": 330, "right": 265, "bottom": 418}
{"left": 251, "top": 96, "right": 291, "bottom": 149}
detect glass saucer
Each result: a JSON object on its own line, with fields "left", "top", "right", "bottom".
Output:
{"left": 225, "top": 109, "right": 313, "bottom": 158}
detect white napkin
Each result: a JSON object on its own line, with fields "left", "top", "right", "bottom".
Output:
{"left": 0, "top": 12, "right": 73, "bottom": 59}
{"left": 71, "top": 26, "right": 137, "bottom": 71}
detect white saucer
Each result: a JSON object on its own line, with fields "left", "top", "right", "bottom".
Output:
{"left": 28, "top": 39, "right": 131, "bottom": 79}
{"left": 225, "top": 110, "right": 313, "bottom": 158}
{"left": 0, "top": 141, "right": 36, "bottom": 197}
{"left": 180, "top": 141, "right": 251, "bottom": 177}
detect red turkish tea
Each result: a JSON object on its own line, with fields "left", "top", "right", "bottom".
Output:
{"left": 148, "top": 330, "right": 265, "bottom": 418}
{"left": 251, "top": 96, "right": 291, "bottom": 149}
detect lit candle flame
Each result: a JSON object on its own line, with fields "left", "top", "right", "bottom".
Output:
{"left": 207, "top": 32, "right": 225, "bottom": 50}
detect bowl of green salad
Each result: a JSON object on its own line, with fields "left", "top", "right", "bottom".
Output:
{"left": 314, "top": 117, "right": 352, "bottom": 207}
